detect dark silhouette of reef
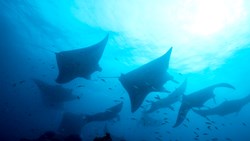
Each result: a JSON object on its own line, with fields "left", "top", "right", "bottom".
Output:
{"left": 93, "top": 133, "right": 112, "bottom": 141}
{"left": 19, "top": 131, "right": 114, "bottom": 141}
{"left": 19, "top": 131, "right": 82, "bottom": 141}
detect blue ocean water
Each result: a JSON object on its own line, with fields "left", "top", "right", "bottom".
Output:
{"left": 1, "top": 0, "right": 250, "bottom": 141}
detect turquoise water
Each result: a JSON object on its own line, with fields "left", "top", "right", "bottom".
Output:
{"left": 1, "top": 0, "right": 250, "bottom": 140}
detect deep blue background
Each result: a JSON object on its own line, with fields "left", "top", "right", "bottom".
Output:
{"left": 1, "top": 0, "right": 250, "bottom": 141}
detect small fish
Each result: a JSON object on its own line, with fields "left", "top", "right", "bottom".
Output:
{"left": 194, "top": 137, "right": 199, "bottom": 140}
{"left": 140, "top": 105, "right": 146, "bottom": 109}
{"left": 108, "top": 87, "right": 112, "bottom": 90}
{"left": 161, "top": 122, "right": 166, "bottom": 125}
{"left": 100, "top": 78, "right": 106, "bottom": 82}
{"left": 207, "top": 126, "right": 211, "bottom": 130}
{"left": 221, "top": 123, "right": 225, "bottom": 126}
{"left": 205, "top": 121, "right": 212, "bottom": 125}
{"left": 120, "top": 96, "right": 124, "bottom": 99}
{"left": 145, "top": 100, "right": 153, "bottom": 103}
{"left": 168, "top": 106, "right": 175, "bottom": 111}
{"left": 186, "top": 118, "right": 190, "bottom": 122}
{"left": 77, "top": 85, "right": 85, "bottom": 87}
{"left": 242, "top": 122, "right": 247, "bottom": 126}
{"left": 196, "top": 128, "right": 200, "bottom": 130}
{"left": 155, "top": 95, "right": 161, "bottom": 100}
{"left": 214, "top": 126, "right": 218, "bottom": 130}
{"left": 77, "top": 96, "right": 80, "bottom": 100}
{"left": 203, "top": 133, "right": 208, "bottom": 135}
{"left": 210, "top": 120, "right": 215, "bottom": 124}
{"left": 183, "top": 124, "right": 188, "bottom": 128}
{"left": 193, "top": 131, "right": 198, "bottom": 135}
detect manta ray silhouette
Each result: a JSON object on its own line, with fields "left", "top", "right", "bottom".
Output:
{"left": 173, "top": 83, "right": 235, "bottom": 128}
{"left": 193, "top": 94, "right": 250, "bottom": 117}
{"left": 56, "top": 34, "right": 109, "bottom": 83}
{"left": 33, "top": 79, "right": 78, "bottom": 109}
{"left": 119, "top": 47, "right": 174, "bottom": 113}
{"left": 84, "top": 102, "right": 123, "bottom": 123}
{"left": 147, "top": 78, "right": 187, "bottom": 113}
{"left": 58, "top": 102, "right": 123, "bottom": 136}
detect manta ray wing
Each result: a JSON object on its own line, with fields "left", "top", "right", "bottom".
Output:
{"left": 147, "top": 78, "right": 187, "bottom": 113}
{"left": 174, "top": 82, "right": 235, "bottom": 127}
{"left": 119, "top": 47, "right": 172, "bottom": 113}
{"left": 193, "top": 94, "right": 250, "bottom": 117}
{"left": 85, "top": 102, "right": 123, "bottom": 124}
{"left": 173, "top": 102, "right": 190, "bottom": 128}
{"left": 33, "top": 79, "right": 76, "bottom": 108}
{"left": 56, "top": 34, "right": 109, "bottom": 83}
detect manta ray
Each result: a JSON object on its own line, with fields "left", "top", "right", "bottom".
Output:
{"left": 58, "top": 102, "right": 123, "bottom": 136}
{"left": 147, "top": 78, "right": 187, "bottom": 113}
{"left": 84, "top": 102, "right": 123, "bottom": 123}
{"left": 56, "top": 34, "right": 109, "bottom": 83}
{"left": 193, "top": 94, "right": 250, "bottom": 117}
{"left": 33, "top": 79, "right": 78, "bottom": 108}
{"left": 173, "top": 83, "right": 235, "bottom": 128}
{"left": 119, "top": 47, "right": 176, "bottom": 113}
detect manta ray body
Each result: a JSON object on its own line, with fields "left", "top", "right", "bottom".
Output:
{"left": 119, "top": 47, "right": 174, "bottom": 113}
{"left": 173, "top": 83, "right": 235, "bottom": 127}
{"left": 193, "top": 94, "right": 250, "bottom": 117}
{"left": 147, "top": 78, "right": 187, "bottom": 113}
{"left": 56, "top": 34, "right": 109, "bottom": 83}
{"left": 33, "top": 79, "right": 77, "bottom": 108}
{"left": 58, "top": 102, "right": 123, "bottom": 136}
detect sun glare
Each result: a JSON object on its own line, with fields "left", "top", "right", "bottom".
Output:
{"left": 183, "top": 0, "right": 243, "bottom": 36}
{"left": 74, "top": 0, "right": 247, "bottom": 72}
